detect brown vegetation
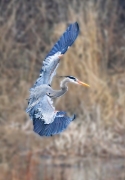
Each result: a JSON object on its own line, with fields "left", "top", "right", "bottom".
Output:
{"left": 0, "top": 1, "right": 125, "bottom": 177}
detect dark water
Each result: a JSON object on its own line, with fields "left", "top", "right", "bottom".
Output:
{"left": 32, "top": 156, "right": 125, "bottom": 180}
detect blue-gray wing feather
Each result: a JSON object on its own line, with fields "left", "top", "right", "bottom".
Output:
{"left": 46, "top": 22, "right": 79, "bottom": 57}
{"left": 26, "top": 94, "right": 57, "bottom": 124}
{"left": 33, "top": 112, "right": 76, "bottom": 136}
{"left": 31, "top": 22, "right": 79, "bottom": 89}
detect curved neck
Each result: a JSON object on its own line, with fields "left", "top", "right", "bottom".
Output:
{"left": 47, "top": 78, "right": 69, "bottom": 99}
{"left": 60, "top": 78, "right": 69, "bottom": 90}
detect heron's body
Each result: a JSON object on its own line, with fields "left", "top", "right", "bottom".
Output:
{"left": 26, "top": 22, "right": 89, "bottom": 136}
{"left": 26, "top": 78, "right": 68, "bottom": 123}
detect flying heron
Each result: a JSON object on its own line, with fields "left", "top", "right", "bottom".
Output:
{"left": 26, "top": 22, "right": 89, "bottom": 136}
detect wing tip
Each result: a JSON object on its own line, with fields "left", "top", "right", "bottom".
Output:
{"left": 68, "top": 21, "right": 79, "bottom": 33}
{"left": 74, "top": 22, "right": 79, "bottom": 32}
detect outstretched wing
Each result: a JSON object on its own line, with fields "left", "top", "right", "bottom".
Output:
{"left": 31, "top": 22, "right": 79, "bottom": 89}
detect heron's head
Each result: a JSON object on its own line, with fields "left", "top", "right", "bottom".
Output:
{"left": 65, "top": 76, "right": 90, "bottom": 87}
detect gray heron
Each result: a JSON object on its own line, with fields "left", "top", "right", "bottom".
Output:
{"left": 26, "top": 22, "right": 89, "bottom": 136}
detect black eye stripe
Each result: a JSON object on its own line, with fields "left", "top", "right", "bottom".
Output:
{"left": 66, "top": 76, "right": 76, "bottom": 80}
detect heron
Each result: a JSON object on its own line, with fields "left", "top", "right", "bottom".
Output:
{"left": 26, "top": 22, "right": 89, "bottom": 136}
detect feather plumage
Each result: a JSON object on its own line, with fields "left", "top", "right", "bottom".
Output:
{"left": 26, "top": 22, "right": 79, "bottom": 136}
{"left": 33, "top": 112, "right": 76, "bottom": 136}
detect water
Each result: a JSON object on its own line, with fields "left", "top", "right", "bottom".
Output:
{"left": 4, "top": 154, "right": 125, "bottom": 180}
{"left": 31, "top": 156, "right": 125, "bottom": 180}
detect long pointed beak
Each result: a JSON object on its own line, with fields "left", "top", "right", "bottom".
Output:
{"left": 77, "top": 80, "right": 90, "bottom": 87}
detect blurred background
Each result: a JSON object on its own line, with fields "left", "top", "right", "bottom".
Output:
{"left": 0, "top": 0, "right": 125, "bottom": 179}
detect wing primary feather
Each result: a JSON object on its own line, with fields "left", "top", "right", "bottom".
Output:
{"left": 33, "top": 112, "right": 76, "bottom": 136}
{"left": 46, "top": 22, "right": 79, "bottom": 57}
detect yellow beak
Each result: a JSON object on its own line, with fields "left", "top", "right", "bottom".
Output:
{"left": 77, "top": 80, "right": 90, "bottom": 87}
